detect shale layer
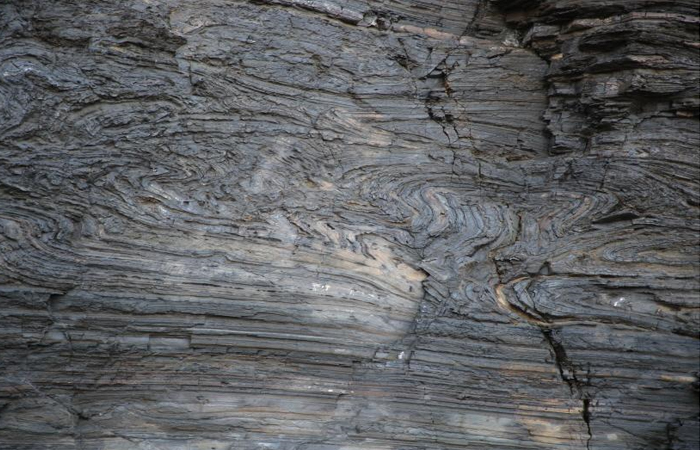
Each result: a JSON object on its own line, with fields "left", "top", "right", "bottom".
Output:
{"left": 1, "top": 1, "right": 699, "bottom": 449}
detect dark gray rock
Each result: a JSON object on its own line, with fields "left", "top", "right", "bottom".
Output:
{"left": 0, "top": 0, "right": 698, "bottom": 449}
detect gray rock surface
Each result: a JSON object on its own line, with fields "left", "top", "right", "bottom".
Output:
{"left": 0, "top": 0, "right": 698, "bottom": 448}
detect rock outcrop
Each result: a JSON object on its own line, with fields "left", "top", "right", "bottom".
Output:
{"left": 1, "top": 0, "right": 698, "bottom": 449}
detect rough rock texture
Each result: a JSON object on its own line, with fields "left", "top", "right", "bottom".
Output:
{"left": 0, "top": 0, "right": 698, "bottom": 449}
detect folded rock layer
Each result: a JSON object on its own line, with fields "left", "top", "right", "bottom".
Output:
{"left": 0, "top": 0, "right": 698, "bottom": 449}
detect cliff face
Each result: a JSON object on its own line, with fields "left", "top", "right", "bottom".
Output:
{"left": 0, "top": 1, "right": 698, "bottom": 449}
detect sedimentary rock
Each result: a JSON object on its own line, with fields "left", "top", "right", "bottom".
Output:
{"left": 0, "top": 0, "right": 698, "bottom": 448}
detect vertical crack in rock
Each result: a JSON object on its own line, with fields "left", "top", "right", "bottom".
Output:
{"left": 542, "top": 328, "right": 594, "bottom": 449}
{"left": 583, "top": 398, "right": 593, "bottom": 450}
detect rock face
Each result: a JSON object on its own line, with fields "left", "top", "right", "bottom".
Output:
{"left": 0, "top": 0, "right": 698, "bottom": 448}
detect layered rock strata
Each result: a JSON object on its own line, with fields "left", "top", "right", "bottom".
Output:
{"left": 0, "top": 0, "right": 698, "bottom": 449}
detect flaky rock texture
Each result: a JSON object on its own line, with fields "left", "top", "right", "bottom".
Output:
{"left": 1, "top": 0, "right": 698, "bottom": 449}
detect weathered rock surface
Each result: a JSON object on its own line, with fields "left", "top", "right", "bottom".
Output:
{"left": 0, "top": 0, "right": 698, "bottom": 448}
